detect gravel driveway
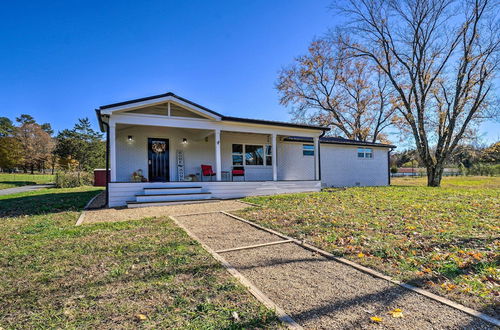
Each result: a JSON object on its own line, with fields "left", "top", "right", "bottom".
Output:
{"left": 175, "top": 212, "right": 495, "bottom": 330}
{"left": 0, "top": 184, "right": 54, "bottom": 196}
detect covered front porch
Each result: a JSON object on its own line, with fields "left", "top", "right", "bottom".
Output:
{"left": 111, "top": 124, "right": 320, "bottom": 183}
{"left": 97, "top": 92, "right": 328, "bottom": 207}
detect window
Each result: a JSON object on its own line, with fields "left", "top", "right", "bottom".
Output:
{"left": 303, "top": 144, "right": 314, "bottom": 156}
{"left": 357, "top": 148, "right": 373, "bottom": 158}
{"left": 245, "top": 145, "right": 264, "bottom": 165}
{"left": 232, "top": 144, "right": 243, "bottom": 165}
{"left": 265, "top": 145, "right": 272, "bottom": 166}
{"left": 232, "top": 144, "right": 273, "bottom": 166}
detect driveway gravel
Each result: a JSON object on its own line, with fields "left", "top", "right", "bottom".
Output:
{"left": 177, "top": 212, "right": 495, "bottom": 330}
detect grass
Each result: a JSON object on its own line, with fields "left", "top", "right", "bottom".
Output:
{"left": 237, "top": 176, "right": 499, "bottom": 318}
{"left": 0, "top": 173, "right": 55, "bottom": 190}
{"left": 0, "top": 187, "right": 279, "bottom": 328}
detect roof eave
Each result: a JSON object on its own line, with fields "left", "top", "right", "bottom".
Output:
{"left": 221, "top": 116, "right": 330, "bottom": 131}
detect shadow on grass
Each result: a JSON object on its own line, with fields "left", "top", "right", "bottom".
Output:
{"left": 0, "top": 189, "right": 100, "bottom": 217}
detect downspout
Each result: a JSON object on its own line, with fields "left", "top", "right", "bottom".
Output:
{"left": 388, "top": 147, "right": 393, "bottom": 186}
{"left": 101, "top": 115, "right": 110, "bottom": 208}
{"left": 318, "top": 130, "right": 327, "bottom": 182}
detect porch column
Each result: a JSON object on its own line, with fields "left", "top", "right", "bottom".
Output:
{"left": 214, "top": 129, "right": 221, "bottom": 181}
{"left": 271, "top": 133, "right": 277, "bottom": 181}
{"left": 314, "top": 136, "right": 320, "bottom": 180}
{"left": 109, "top": 123, "right": 117, "bottom": 182}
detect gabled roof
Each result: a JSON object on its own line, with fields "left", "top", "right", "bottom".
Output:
{"left": 96, "top": 92, "right": 330, "bottom": 132}
{"left": 284, "top": 136, "right": 396, "bottom": 148}
{"left": 99, "top": 92, "right": 224, "bottom": 118}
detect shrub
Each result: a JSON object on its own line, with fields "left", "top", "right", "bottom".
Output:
{"left": 390, "top": 166, "right": 398, "bottom": 173}
{"left": 55, "top": 171, "right": 93, "bottom": 188}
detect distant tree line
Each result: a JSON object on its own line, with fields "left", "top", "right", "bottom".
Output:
{"left": 391, "top": 142, "right": 500, "bottom": 175}
{"left": 0, "top": 115, "right": 105, "bottom": 174}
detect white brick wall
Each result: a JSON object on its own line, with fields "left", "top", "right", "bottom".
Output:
{"left": 277, "top": 142, "right": 315, "bottom": 180}
{"left": 320, "top": 144, "right": 389, "bottom": 187}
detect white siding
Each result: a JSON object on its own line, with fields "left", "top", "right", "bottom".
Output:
{"left": 320, "top": 144, "right": 389, "bottom": 187}
{"left": 277, "top": 142, "right": 315, "bottom": 180}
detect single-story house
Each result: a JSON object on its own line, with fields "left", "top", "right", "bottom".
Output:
{"left": 96, "top": 92, "right": 395, "bottom": 208}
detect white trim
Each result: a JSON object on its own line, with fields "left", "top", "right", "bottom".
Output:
{"left": 314, "top": 136, "right": 319, "bottom": 180}
{"left": 272, "top": 133, "right": 277, "bottom": 181}
{"left": 110, "top": 123, "right": 117, "bottom": 181}
{"left": 215, "top": 129, "right": 221, "bottom": 181}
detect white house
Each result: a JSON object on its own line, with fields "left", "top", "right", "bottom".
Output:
{"left": 96, "top": 92, "right": 395, "bottom": 208}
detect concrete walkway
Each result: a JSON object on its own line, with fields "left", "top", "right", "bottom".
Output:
{"left": 174, "top": 212, "right": 495, "bottom": 329}
{"left": 0, "top": 184, "right": 54, "bottom": 196}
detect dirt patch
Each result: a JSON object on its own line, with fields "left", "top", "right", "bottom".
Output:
{"left": 86, "top": 190, "right": 106, "bottom": 209}
{"left": 175, "top": 213, "right": 281, "bottom": 251}
{"left": 82, "top": 200, "right": 248, "bottom": 225}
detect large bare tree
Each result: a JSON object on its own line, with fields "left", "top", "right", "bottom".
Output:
{"left": 277, "top": 37, "right": 396, "bottom": 143}
{"left": 338, "top": 0, "right": 500, "bottom": 186}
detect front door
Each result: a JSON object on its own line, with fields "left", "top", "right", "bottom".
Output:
{"left": 148, "top": 138, "right": 169, "bottom": 182}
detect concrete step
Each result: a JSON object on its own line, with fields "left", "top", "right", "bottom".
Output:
{"left": 143, "top": 186, "right": 203, "bottom": 195}
{"left": 135, "top": 192, "right": 212, "bottom": 203}
{"left": 127, "top": 198, "right": 218, "bottom": 208}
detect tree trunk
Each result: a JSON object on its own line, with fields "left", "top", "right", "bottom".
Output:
{"left": 427, "top": 165, "right": 444, "bottom": 187}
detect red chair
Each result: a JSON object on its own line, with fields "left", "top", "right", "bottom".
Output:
{"left": 231, "top": 166, "right": 245, "bottom": 181}
{"left": 201, "top": 164, "right": 216, "bottom": 181}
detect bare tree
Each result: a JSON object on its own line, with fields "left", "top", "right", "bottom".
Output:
{"left": 337, "top": 0, "right": 500, "bottom": 186}
{"left": 276, "top": 37, "right": 396, "bottom": 143}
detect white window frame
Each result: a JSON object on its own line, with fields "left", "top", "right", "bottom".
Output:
{"left": 357, "top": 147, "right": 373, "bottom": 159}
{"left": 232, "top": 143, "right": 272, "bottom": 167}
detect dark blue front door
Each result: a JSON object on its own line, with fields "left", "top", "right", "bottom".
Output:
{"left": 148, "top": 138, "right": 169, "bottom": 182}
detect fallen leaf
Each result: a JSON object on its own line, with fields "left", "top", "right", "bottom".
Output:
{"left": 388, "top": 308, "right": 404, "bottom": 318}
{"left": 135, "top": 314, "right": 147, "bottom": 321}
{"left": 370, "top": 316, "right": 383, "bottom": 323}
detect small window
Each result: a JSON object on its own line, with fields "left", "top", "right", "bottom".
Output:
{"left": 265, "top": 145, "right": 272, "bottom": 166}
{"left": 358, "top": 148, "right": 373, "bottom": 158}
{"left": 303, "top": 144, "right": 314, "bottom": 156}
{"left": 245, "top": 145, "right": 264, "bottom": 165}
{"left": 232, "top": 144, "right": 243, "bottom": 165}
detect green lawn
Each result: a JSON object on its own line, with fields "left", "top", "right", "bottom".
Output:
{"left": 238, "top": 176, "right": 499, "bottom": 317}
{"left": 0, "top": 173, "right": 55, "bottom": 190}
{"left": 0, "top": 187, "right": 279, "bottom": 328}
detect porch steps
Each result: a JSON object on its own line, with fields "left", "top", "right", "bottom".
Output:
{"left": 126, "top": 185, "right": 213, "bottom": 208}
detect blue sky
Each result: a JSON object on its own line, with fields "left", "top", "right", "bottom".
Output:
{"left": 0, "top": 0, "right": 498, "bottom": 144}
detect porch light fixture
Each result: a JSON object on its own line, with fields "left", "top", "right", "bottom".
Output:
{"left": 182, "top": 138, "right": 188, "bottom": 144}
{"left": 128, "top": 135, "right": 133, "bottom": 141}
